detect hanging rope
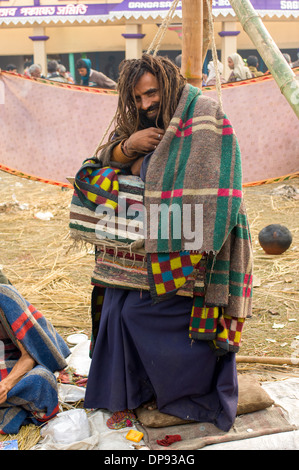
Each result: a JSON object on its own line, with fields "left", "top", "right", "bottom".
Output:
{"left": 205, "top": 0, "right": 224, "bottom": 113}
{"left": 147, "top": 0, "right": 181, "bottom": 56}
{"left": 95, "top": 113, "right": 116, "bottom": 151}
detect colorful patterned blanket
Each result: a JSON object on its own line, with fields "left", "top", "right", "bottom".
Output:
{"left": 0, "top": 284, "right": 70, "bottom": 434}
{"left": 72, "top": 163, "right": 252, "bottom": 315}
{"left": 91, "top": 247, "right": 205, "bottom": 297}
{"left": 71, "top": 166, "right": 145, "bottom": 249}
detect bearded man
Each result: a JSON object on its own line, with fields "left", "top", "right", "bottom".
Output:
{"left": 79, "top": 54, "right": 253, "bottom": 432}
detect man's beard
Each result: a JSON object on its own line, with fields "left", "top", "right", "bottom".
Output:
{"left": 139, "top": 104, "right": 163, "bottom": 129}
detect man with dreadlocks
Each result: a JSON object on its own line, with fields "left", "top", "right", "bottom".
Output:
{"left": 96, "top": 54, "right": 186, "bottom": 176}
{"left": 82, "top": 54, "right": 253, "bottom": 432}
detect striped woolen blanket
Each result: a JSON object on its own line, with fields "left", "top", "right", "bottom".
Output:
{"left": 0, "top": 284, "right": 70, "bottom": 434}
{"left": 143, "top": 85, "right": 253, "bottom": 320}
{"left": 144, "top": 84, "right": 243, "bottom": 254}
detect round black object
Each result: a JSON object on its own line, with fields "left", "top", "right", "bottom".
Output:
{"left": 258, "top": 224, "right": 292, "bottom": 255}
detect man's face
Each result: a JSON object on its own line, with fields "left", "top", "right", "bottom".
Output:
{"left": 78, "top": 68, "right": 88, "bottom": 77}
{"left": 31, "top": 70, "right": 41, "bottom": 78}
{"left": 228, "top": 57, "right": 234, "bottom": 70}
{"left": 133, "top": 72, "right": 161, "bottom": 122}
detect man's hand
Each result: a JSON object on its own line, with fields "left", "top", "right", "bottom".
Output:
{"left": 0, "top": 382, "right": 9, "bottom": 404}
{"left": 0, "top": 340, "right": 36, "bottom": 404}
{"left": 131, "top": 157, "right": 145, "bottom": 176}
{"left": 126, "top": 127, "right": 164, "bottom": 155}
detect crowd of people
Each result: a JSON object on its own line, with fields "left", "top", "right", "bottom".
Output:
{"left": 204, "top": 51, "right": 299, "bottom": 86}
{"left": 4, "top": 59, "right": 75, "bottom": 83}
{"left": 3, "top": 57, "right": 116, "bottom": 89}
{"left": 2, "top": 50, "right": 299, "bottom": 90}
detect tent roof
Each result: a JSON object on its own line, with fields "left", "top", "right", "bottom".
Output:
{"left": 110, "top": 0, "right": 299, "bottom": 20}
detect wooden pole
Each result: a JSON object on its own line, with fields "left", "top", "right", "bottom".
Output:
{"left": 181, "top": 0, "right": 203, "bottom": 88}
{"left": 229, "top": 0, "right": 299, "bottom": 120}
{"left": 236, "top": 356, "right": 299, "bottom": 366}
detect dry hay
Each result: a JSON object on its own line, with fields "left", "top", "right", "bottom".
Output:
{"left": 242, "top": 180, "right": 299, "bottom": 360}
{"left": 0, "top": 423, "right": 42, "bottom": 450}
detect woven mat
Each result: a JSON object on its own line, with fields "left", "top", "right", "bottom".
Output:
{"left": 137, "top": 406, "right": 296, "bottom": 450}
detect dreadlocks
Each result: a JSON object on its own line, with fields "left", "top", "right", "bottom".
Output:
{"left": 96, "top": 54, "right": 186, "bottom": 155}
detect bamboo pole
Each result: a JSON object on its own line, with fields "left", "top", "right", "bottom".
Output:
{"left": 229, "top": 0, "right": 299, "bottom": 119}
{"left": 236, "top": 356, "right": 299, "bottom": 366}
{"left": 181, "top": 0, "right": 203, "bottom": 88}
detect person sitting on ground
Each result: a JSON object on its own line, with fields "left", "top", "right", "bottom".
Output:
{"left": 23, "top": 60, "right": 32, "bottom": 77}
{"left": 205, "top": 59, "right": 227, "bottom": 86}
{"left": 28, "top": 64, "right": 44, "bottom": 79}
{"left": 80, "top": 53, "right": 253, "bottom": 433}
{"left": 246, "top": 55, "right": 264, "bottom": 78}
{"left": 174, "top": 53, "right": 182, "bottom": 68}
{"left": 104, "top": 55, "right": 118, "bottom": 82}
{"left": 57, "top": 64, "right": 74, "bottom": 84}
{"left": 227, "top": 53, "right": 252, "bottom": 82}
{"left": 0, "top": 272, "right": 70, "bottom": 434}
{"left": 291, "top": 51, "right": 299, "bottom": 68}
{"left": 264, "top": 52, "right": 297, "bottom": 75}
{"left": 76, "top": 58, "right": 117, "bottom": 89}
{"left": 46, "top": 60, "right": 68, "bottom": 83}
{"left": 282, "top": 53, "right": 292, "bottom": 66}
{"left": 5, "top": 64, "right": 18, "bottom": 73}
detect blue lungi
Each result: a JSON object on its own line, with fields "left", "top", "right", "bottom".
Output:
{"left": 84, "top": 288, "right": 238, "bottom": 432}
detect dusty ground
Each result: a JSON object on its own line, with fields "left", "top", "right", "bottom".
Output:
{"left": 0, "top": 170, "right": 298, "bottom": 379}
{"left": 241, "top": 180, "right": 298, "bottom": 360}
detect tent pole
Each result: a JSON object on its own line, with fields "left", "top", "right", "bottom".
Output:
{"left": 181, "top": 0, "right": 203, "bottom": 88}
{"left": 236, "top": 356, "right": 299, "bottom": 366}
{"left": 229, "top": 0, "right": 299, "bottom": 119}
{"left": 203, "top": 0, "right": 213, "bottom": 65}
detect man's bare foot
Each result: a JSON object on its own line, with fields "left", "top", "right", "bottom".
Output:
{"left": 142, "top": 400, "right": 157, "bottom": 411}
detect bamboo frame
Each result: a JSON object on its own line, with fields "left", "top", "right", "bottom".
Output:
{"left": 181, "top": 0, "right": 204, "bottom": 88}
{"left": 229, "top": 0, "right": 299, "bottom": 119}
{"left": 237, "top": 356, "right": 299, "bottom": 366}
